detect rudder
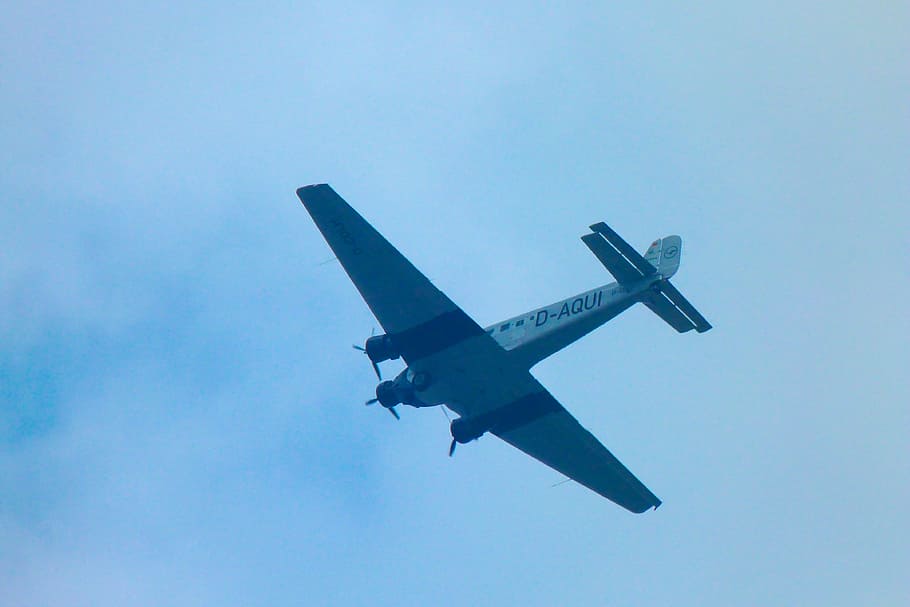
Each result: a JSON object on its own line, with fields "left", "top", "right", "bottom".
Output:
{"left": 644, "top": 235, "right": 681, "bottom": 279}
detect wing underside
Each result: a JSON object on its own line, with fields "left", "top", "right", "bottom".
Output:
{"left": 494, "top": 403, "right": 662, "bottom": 513}
{"left": 297, "top": 184, "right": 459, "bottom": 334}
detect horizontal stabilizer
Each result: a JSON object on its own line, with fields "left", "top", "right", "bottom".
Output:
{"left": 644, "top": 280, "right": 711, "bottom": 333}
{"left": 581, "top": 233, "right": 642, "bottom": 285}
{"left": 582, "top": 220, "right": 710, "bottom": 333}
{"left": 644, "top": 292, "right": 696, "bottom": 333}
{"left": 589, "top": 222, "right": 657, "bottom": 277}
{"left": 659, "top": 281, "right": 712, "bottom": 333}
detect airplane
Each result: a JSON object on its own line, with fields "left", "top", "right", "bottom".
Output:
{"left": 297, "top": 184, "right": 711, "bottom": 513}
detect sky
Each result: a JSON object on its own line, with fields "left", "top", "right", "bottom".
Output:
{"left": 1, "top": 2, "right": 907, "bottom": 605}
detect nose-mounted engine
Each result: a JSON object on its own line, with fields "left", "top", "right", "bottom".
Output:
{"left": 374, "top": 379, "right": 409, "bottom": 408}
{"left": 365, "top": 368, "right": 432, "bottom": 420}
{"left": 367, "top": 378, "right": 407, "bottom": 420}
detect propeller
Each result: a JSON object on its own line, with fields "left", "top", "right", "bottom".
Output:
{"left": 440, "top": 406, "right": 458, "bottom": 456}
{"left": 365, "top": 397, "right": 399, "bottom": 420}
{"left": 353, "top": 344, "right": 382, "bottom": 379}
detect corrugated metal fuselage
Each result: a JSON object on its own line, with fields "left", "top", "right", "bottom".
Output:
{"left": 484, "top": 276, "right": 660, "bottom": 369}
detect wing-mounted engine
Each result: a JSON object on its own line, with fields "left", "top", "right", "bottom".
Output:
{"left": 353, "top": 334, "right": 400, "bottom": 379}
{"left": 448, "top": 416, "right": 488, "bottom": 456}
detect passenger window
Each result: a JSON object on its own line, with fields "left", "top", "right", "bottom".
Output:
{"left": 500, "top": 323, "right": 511, "bottom": 332}
{"left": 515, "top": 319, "right": 525, "bottom": 327}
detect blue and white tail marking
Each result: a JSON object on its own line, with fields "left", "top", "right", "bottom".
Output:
{"left": 644, "top": 235, "right": 681, "bottom": 279}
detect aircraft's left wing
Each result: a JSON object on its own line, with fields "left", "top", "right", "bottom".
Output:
{"left": 298, "top": 184, "right": 466, "bottom": 335}
{"left": 298, "top": 184, "right": 515, "bottom": 419}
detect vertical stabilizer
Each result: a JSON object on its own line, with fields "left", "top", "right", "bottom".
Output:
{"left": 644, "top": 235, "right": 681, "bottom": 279}
{"left": 643, "top": 239, "right": 662, "bottom": 269}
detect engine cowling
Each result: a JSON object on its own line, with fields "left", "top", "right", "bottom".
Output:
{"left": 375, "top": 380, "right": 404, "bottom": 409}
{"left": 363, "top": 334, "right": 400, "bottom": 364}
{"left": 450, "top": 417, "right": 487, "bottom": 445}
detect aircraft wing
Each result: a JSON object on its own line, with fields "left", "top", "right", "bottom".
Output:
{"left": 297, "top": 184, "right": 516, "bottom": 419}
{"left": 447, "top": 381, "right": 662, "bottom": 512}
{"left": 492, "top": 394, "right": 661, "bottom": 513}
{"left": 298, "top": 184, "right": 661, "bottom": 511}
{"left": 297, "top": 184, "right": 467, "bottom": 335}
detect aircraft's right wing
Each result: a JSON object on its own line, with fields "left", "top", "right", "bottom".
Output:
{"left": 437, "top": 366, "right": 662, "bottom": 513}
{"left": 489, "top": 390, "right": 662, "bottom": 513}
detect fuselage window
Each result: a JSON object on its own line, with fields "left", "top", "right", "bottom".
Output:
{"left": 500, "top": 323, "right": 511, "bottom": 332}
{"left": 515, "top": 319, "right": 525, "bottom": 327}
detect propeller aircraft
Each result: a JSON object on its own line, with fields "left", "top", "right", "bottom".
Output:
{"left": 297, "top": 184, "right": 711, "bottom": 513}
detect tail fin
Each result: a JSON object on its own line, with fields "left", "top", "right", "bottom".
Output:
{"left": 581, "top": 221, "right": 711, "bottom": 334}
{"left": 643, "top": 236, "right": 681, "bottom": 279}
{"left": 641, "top": 236, "right": 711, "bottom": 333}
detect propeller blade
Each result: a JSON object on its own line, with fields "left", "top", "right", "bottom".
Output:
{"left": 449, "top": 439, "right": 457, "bottom": 457}
{"left": 388, "top": 406, "right": 400, "bottom": 420}
{"left": 365, "top": 398, "right": 379, "bottom": 406}
{"left": 353, "top": 343, "right": 381, "bottom": 378}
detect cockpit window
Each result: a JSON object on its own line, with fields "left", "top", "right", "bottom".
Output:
{"left": 500, "top": 323, "right": 511, "bottom": 332}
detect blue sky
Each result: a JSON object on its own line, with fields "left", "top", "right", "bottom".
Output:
{"left": 2, "top": 2, "right": 907, "bottom": 605}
